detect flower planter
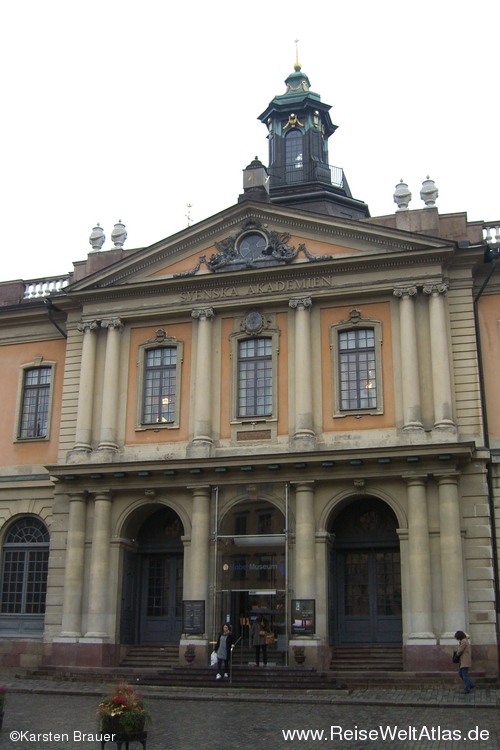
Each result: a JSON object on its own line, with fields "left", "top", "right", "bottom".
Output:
{"left": 294, "top": 655, "right": 306, "bottom": 665}
{"left": 184, "top": 653, "right": 195, "bottom": 663}
{"left": 101, "top": 713, "right": 146, "bottom": 739}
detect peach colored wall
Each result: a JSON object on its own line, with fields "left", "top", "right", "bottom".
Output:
{"left": 125, "top": 323, "right": 192, "bottom": 444}
{"left": 478, "top": 295, "right": 500, "bottom": 439}
{"left": 220, "top": 313, "right": 289, "bottom": 439}
{"left": 287, "top": 234, "right": 361, "bottom": 258}
{"left": 320, "top": 302, "right": 395, "bottom": 432}
{"left": 0, "top": 340, "right": 66, "bottom": 466}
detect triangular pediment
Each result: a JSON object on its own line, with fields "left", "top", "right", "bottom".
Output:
{"left": 64, "top": 201, "right": 452, "bottom": 295}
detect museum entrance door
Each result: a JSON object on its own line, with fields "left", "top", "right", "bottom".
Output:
{"left": 329, "top": 498, "right": 402, "bottom": 645}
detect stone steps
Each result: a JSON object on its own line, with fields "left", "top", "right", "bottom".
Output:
{"left": 330, "top": 646, "right": 404, "bottom": 671}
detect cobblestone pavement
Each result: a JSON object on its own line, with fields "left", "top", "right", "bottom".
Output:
{"left": 0, "top": 679, "right": 498, "bottom": 750}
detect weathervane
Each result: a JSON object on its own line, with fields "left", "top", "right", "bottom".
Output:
{"left": 186, "top": 203, "right": 193, "bottom": 227}
{"left": 294, "top": 38, "right": 301, "bottom": 71}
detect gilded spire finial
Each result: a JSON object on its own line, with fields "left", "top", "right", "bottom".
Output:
{"left": 294, "top": 39, "right": 301, "bottom": 71}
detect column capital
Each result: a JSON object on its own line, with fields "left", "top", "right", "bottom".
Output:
{"left": 403, "top": 473, "right": 428, "bottom": 485}
{"left": 291, "top": 480, "right": 316, "bottom": 491}
{"left": 289, "top": 296, "right": 312, "bottom": 310}
{"left": 423, "top": 283, "right": 448, "bottom": 296}
{"left": 101, "top": 317, "right": 124, "bottom": 331}
{"left": 434, "top": 471, "right": 460, "bottom": 484}
{"left": 89, "top": 489, "right": 113, "bottom": 501}
{"left": 192, "top": 308, "right": 214, "bottom": 321}
{"left": 393, "top": 285, "right": 417, "bottom": 299}
{"left": 77, "top": 320, "right": 99, "bottom": 333}
{"left": 67, "top": 491, "right": 88, "bottom": 503}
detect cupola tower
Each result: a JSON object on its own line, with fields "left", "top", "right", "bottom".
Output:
{"left": 258, "top": 56, "right": 370, "bottom": 219}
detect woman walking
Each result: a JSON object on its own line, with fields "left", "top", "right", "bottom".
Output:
{"left": 454, "top": 630, "right": 475, "bottom": 694}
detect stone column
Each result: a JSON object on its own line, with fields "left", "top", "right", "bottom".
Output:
{"left": 294, "top": 482, "right": 316, "bottom": 601}
{"left": 84, "top": 491, "right": 112, "bottom": 638}
{"left": 60, "top": 493, "right": 87, "bottom": 637}
{"left": 98, "top": 317, "right": 124, "bottom": 452}
{"left": 405, "top": 475, "right": 436, "bottom": 642}
{"left": 189, "top": 308, "right": 214, "bottom": 457}
{"left": 74, "top": 321, "right": 99, "bottom": 451}
{"left": 423, "top": 284, "right": 455, "bottom": 431}
{"left": 189, "top": 486, "right": 210, "bottom": 608}
{"left": 437, "top": 473, "right": 467, "bottom": 640}
{"left": 289, "top": 297, "right": 316, "bottom": 450}
{"left": 393, "top": 286, "right": 423, "bottom": 431}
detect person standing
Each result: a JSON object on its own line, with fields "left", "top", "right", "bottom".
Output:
{"left": 215, "top": 623, "right": 234, "bottom": 679}
{"left": 454, "top": 630, "right": 475, "bottom": 694}
{"left": 252, "top": 613, "right": 268, "bottom": 667}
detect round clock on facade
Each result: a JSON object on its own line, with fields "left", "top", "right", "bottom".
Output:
{"left": 238, "top": 233, "right": 267, "bottom": 259}
{"left": 245, "top": 311, "right": 263, "bottom": 332}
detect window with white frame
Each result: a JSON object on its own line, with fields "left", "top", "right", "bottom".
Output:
{"left": 136, "top": 337, "right": 183, "bottom": 430}
{"left": 331, "top": 318, "right": 383, "bottom": 417}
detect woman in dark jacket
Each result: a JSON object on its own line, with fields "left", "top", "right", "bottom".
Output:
{"left": 454, "top": 630, "right": 474, "bottom": 694}
{"left": 215, "top": 624, "right": 234, "bottom": 679}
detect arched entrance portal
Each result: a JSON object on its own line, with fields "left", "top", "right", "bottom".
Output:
{"left": 329, "top": 497, "right": 402, "bottom": 645}
{"left": 121, "top": 507, "right": 184, "bottom": 645}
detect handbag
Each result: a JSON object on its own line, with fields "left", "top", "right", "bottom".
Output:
{"left": 452, "top": 650, "right": 460, "bottom": 663}
{"left": 211, "top": 650, "right": 218, "bottom": 667}
{"left": 265, "top": 631, "right": 275, "bottom": 646}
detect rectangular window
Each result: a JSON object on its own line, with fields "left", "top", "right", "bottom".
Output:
{"left": 143, "top": 347, "right": 177, "bottom": 424}
{"left": 19, "top": 367, "right": 51, "bottom": 439}
{"left": 339, "top": 329, "right": 377, "bottom": 410}
{"left": 237, "top": 338, "right": 272, "bottom": 417}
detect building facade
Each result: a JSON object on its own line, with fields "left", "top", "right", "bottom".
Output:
{"left": 0, "top": 63, "right": 499, "bottom": 676}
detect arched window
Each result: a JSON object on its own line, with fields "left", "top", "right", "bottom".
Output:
{"left": 0, "top": 517, "right": 49, "bottom": 632}
{"left": 285, "top": 130, "right": 303, "bottom": 183}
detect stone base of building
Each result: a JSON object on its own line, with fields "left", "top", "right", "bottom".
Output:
{"left": 0, "top": 638, "right": 45, "bottom": 670}
{"left": 404, "top": 642, "right": 498, "bottom": 677}
{"left": 45, "top": 639, "right": 124, "bottom": 668}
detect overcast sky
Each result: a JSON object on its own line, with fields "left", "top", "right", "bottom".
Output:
{"left": 0, "top": 0, "right": 498, "bottom": 283}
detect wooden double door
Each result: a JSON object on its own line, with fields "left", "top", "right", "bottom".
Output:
{"left": 330, "top": 498, "right": 402, "bottom": 646}
{"left": 120, "top": 507, "right": 184, "bottom": 645}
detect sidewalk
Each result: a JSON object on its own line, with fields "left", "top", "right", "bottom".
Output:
{"left": 1, "top": 676, "right": 499, "bottom": 709}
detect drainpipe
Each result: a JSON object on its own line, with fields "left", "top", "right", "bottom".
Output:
{"left": 473, "top": 235, "right": 500, "bottom": 676}
{"left": 44, "top": 298, "right": 67, "bottom": 339}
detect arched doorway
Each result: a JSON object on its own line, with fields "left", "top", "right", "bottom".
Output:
{"left": 121, "top": 506, "right": 184, "bottom": 645}
{"left": 329, "top": 497, "right": 402, "bottom": 645}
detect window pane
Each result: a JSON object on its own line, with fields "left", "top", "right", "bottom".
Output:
{"left": 285, "top": 131, "right": 304, "bottom": 183}
{"left": 237, "top": 338, "right": 272, "bottom": 417}
{"left": 19, "top": 367, "right": 51, "bottom": 438}
{"left": 339, "top": 329, "right": 377, "bottom": 410}
{"left": 143, "top": 347, "right": 177, "bottom": 423}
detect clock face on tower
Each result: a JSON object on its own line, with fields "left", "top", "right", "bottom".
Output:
{"left": 238, "top": 232, "right": 267, "bottom": 260}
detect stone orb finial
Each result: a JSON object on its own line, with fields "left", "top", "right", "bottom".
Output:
{"left": 393, "top": 179, "right": 412, "bottom": 211}
{"left": 420, "top": 176, "right": 438, "bottom": 208}
{"left": 111, "top": 220, "right": 127, "bottom": 248}
{"left": 89, "top": 223, "right": 105, "bottom": 251}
